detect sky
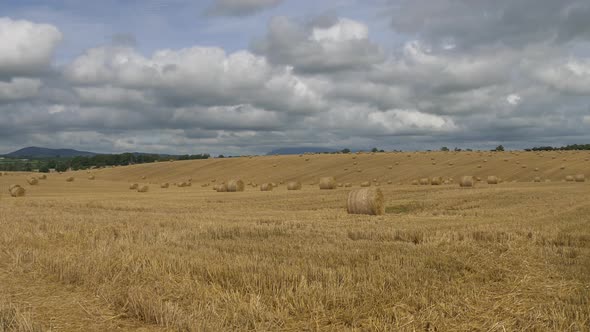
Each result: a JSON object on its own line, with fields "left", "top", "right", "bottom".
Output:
{"left": 1, "top": 0, "right": 590, "bottom": 155}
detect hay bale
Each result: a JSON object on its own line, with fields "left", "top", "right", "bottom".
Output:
{"left": 477, "top": 165, "right": 482, "bottom": 168}
{"left": 533, "top": 177, "right": 541, "bottom": 182}
{"left": 337, "top": 183, "right": 343, "bottom": 187}
{"left": 319, "top": 177, "right": 336, "bottom": 190}
{"left": 387, "top": 180, "right": 392, "bottom": 185}
{"left": 460, "top": 176, "right": 474, "bottom": 187}
{"left": 160, "top": 183, "right": 169, "bottom": 188}
{"left": 430, "top": 177, "right": 442, "bottom": 185}
{"left": 88, "top": 175, "right": 95, "bottom": 180}
{"left": 574, "top": 174, "right": 585, "bottom": 182}
{"left": 216, "top": 183, "right": 228, "bottom": 192}
{"left": 565, "top": 175, "right": 574, "bottom": 182}
{"left": 10, "top": 186, "right": 25, "bottom": 197}
{"left": 487, "top": 176, "right": 498, "bottom": 184}
{"left": 27, "top": 177, "right": 39, "bottom": 185}
{"left": 287, "top": 181, "right": 302, "bottom": 190}
{"left": 347, "top": 188, "right": 384, "bottom": 216}
{"left": 66, "top": 177, "right": 74, "bottom": 182}
{"left": 38, "top": 174, "right": 47, "bottom": 180}
{"left": 270, "top": 182, "right": 278, "bottom": 188}
{"left": 8, "top": 184, "right": 21, "bottom": 192}
{"left": 129, "top": 183, "right": 139, "bottom": 190}
{"left": 411, "top": 180, "right": 419, "bottom": 185}
{"left": 560, "top": 165, "right": 566, "bottom": 170}
{"left": 534, "top": 168, "right": 539, "bottom": 172}
{"left": 227, "top": 179, "right": 245, "bottom": 192}
{"left": 141, "top": 176, "right": 147, "bottom": 180}
{"left": 419, "top": 178, "right": 429, "bottom": 185}
{"left": 360, "top": 181, "right": 371, "bottom": 187}
{"left": 374, "top": 182, "right": 380, "bottom": 186}
{"left": 388, "top": 166, "right": 393, "bottom": 170}
{"left": 137, "top": 185, "right": 149, "bottom": 192}
{"left": 201, "top": 183, "right": 209, "bottom": 187}
{"left": 344, "top": 183, "right": 352, "bottom": 187}
{"left": 260, "top": 183, "right": 273, "bottom": 191}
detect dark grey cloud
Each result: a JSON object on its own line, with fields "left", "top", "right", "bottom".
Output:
{"left": 206, "top": 0, "right": 282, "bottom": 17}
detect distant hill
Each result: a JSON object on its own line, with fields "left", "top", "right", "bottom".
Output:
{"left": 267, "top": 147, "right": 340, "bottom": 155}
{"left": 4, "top": 147, "right": 98, "bottom": 158}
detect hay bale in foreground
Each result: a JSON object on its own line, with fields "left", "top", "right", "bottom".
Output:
{"left": 129, "top": 183, "right": 139, "bottom": 190}
{"left": 66, "top": 177, "right": 74, "bottom": 182}
{"left": 460, "top": 176, "right": 474, "bottom": 187}
{"left": 260, "top": 183, "right": 273, "bottom": 191}
{"left": 360, "top": 181, "right": 371, "bottom": 187}
{"left": 160, "top": 183, "right": 169, "bottom": 188}
{"left": 565, "top": 175, "right": 575, "bottom": 182}
{"left": 431, "top": 177, "right": 442, "bottom": 185}
{"left": 487, "top": 176, "right": 498, "bottom": 184}
{"left": 319, "top": 177, "right": 336, "bottom": 190}
{"left": 137, "top": 185, "right": 149, "bottom": 192}
{"left": 287, "top": 181, "right": 302, "bottom": 190}
{"left": 574, "top": 174, "right": 585, "bottom": 182}
{"left": 227, "top": 179, "right": 245, "bottom": 192}
{"left": 27, "top": 177, "right": 39, "bottom": 185}
{"left": 347, "top": 188, "right": 384, "bottom": 216}
{"left": 10, "top": 186, "right": 26, "bottom": 197}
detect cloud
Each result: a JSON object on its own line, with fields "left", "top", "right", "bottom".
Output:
{"left": 0, "top": 17, "right": 62, "bottom": 77}
{"left": 0, "top": 78, "right": 42, "bottom": 101}
{"left": 387, "top": 0, "right": 590, "bottom": 49}
{"left": 532, "top": 58, "right": 590, "bottom": 94}
{"left": 206, "top": 0, "right": 282, "bottom": 17}
{"left": 252, "top": 16, "right": 384, "bottom": 73}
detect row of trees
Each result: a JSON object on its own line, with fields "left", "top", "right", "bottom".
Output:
{"left": 0, "top": 153, "right": 210, "bottom": 172}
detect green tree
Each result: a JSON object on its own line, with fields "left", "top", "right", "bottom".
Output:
{"left": 495, "top": 145, "right": 505, "bottom": 151}
{"left": 441, "top": 146, "right": 449, "bottom": 151}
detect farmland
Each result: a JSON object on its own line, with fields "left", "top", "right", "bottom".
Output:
{"left": 1, "top": 150, "right": 589, "bottom": 331}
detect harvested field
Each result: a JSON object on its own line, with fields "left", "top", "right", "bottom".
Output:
{"left": 0, "top": 150, "right": 589, "bottom": 331}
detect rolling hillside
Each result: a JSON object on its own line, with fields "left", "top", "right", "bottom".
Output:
{"left": 84, "top": 150, "right": 590, "bottom": 185}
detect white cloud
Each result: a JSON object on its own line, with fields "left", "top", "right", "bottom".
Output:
{"left": 506, "top": 94, "right": 522, "bottom": 105}
{"left": 311, "top": 18, "right": 369, "bottom": 42}
{"left": 0, "top": 17, "right": 62, "bottom": 76}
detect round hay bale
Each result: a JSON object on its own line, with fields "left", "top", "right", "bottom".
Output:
{"left": 477, "top": 165, "right": 482, "bottom": 168}
{"left": 9, "top": 184, "right": 21, "bottom": 192}
{"left": 129, "top": 183, "right": 139, "bottom": 190}
{"left": 347, "top": 188, "right": 384, "bottom": 216}
{"left": 395, "top": 162, "right": 399, "bottom": 165}
{"left": 227, "top": 179, "right": 245, "bottom": 192}
{"left": 353, "top": 162, "right": 358, "bottom": 165}
{"left": 38, "top": 174, "right": 47, "bottom": 180}
{"left": 211, "top": 179, "right": 217, "bottom": 183}
{"left": 388, "top": 166, "right": 393, "bottom": 169}
{"left": 319, "top": 177, "right": 336, "bottom": 190}
{"left": 565, "top": 175, "right": 575, "bottom": 182}
{"left": 387, "top": 180, "right": 392, "bottom": 185}
{"left": 460, "top": 176, "right": 474, "bottom": 187}
{"left": 560, "top": 165, "right": 566, "bottom": 170}
{"left": 533, "top": 177, "right": 541, "bottom": 182}
{"left": 411, "top": 180, "right": 419, "bottom": 185}
{"left": 88, "top": 175, "right": 95, "bottom": 180}
{"left": 344, "top": 183, "right": 352, "bottom": 187}
{"left": 216, "top": 183, "right": 228, "bottom": 192}
{"left": 356, "top": 169, "right": 362, "bottom": 173}
{"left": 305, "top": 158, "right": 310, "bottom": 161}
{"left": 141, "top": 176, "right": 147, "bottom": 180}
{"left": 66, "top": 177, "right": 74, "bottom": 182}
{"left": 521, "top": 165, "right": 527, "bottom": 168}
{"left": 137, "top": 185, "right": 149, "bottom": 192}
{"left": 487, "top": 176, "right": 498, "bottom": 184}
{"left": 534, "top": 168, "right": 539, "bottom": 172}
{"left": 374, "top": 182, "right": 380, "bottom": 186}
{"left": 260, "top": 183, "right": 273, "bottom": 191}
{"left": 419, "top": 178, "right": 429, "bottom": 185}
{"left": 287, "top": 181, "right": 302, "bottom": 190}
{"left": 337, "top": 183, "right": 343, "bottom": 187}
{"left": 10, "top": 186, "right": 26, "bottom": 197}
{"left": 431, "top": 177, "right": 442, "bottom": 185}
{"left": 27, "top": 177, "right": 39, "bottom": 185}
{"left": 160, "top": 183, "right": 169, "bottom": 188}
{"left": 360, "top": 181, "right": 371, "bottom": 187}
{"left": 201, "top": 183, "right": 209, "bottom": 187}
{"left": 475, "top": 177, "right": 482, "bottom": 182}
{"left": 574, "top": 174, "right": 585, "bottom": 182}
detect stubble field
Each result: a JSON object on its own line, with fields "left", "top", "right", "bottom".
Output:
{"left": 1, "top": 151, "right": 589, "bottom": 331}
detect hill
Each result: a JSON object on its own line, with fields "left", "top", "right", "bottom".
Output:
{"left": 267, "top": 147, "right": 339, "bottom": 155}
{"left": 4, "top": 146, "right": 98, "bottom": 158}
{"left": 88, "top": 150, "right": 590, "bottom": 185}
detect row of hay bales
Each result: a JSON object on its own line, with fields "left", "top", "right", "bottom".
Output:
{"left": 411, "top": 174, "right": 586, "bottom": 187}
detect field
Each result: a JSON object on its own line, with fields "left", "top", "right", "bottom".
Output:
{"left": 1, "top": 151, "right": 589, "bottom": 331}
